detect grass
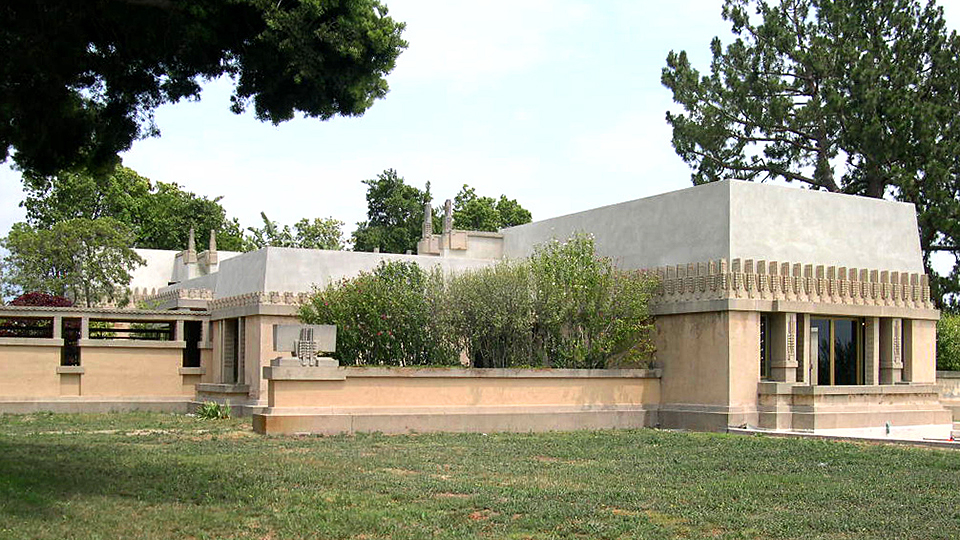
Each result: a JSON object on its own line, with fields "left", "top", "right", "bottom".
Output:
{"left": 0, "top": 413, "right": 958, "bottom": 539}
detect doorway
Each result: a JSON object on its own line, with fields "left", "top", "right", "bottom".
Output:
{"left": 811, "top": 317, "right": 863, "bottom": 385}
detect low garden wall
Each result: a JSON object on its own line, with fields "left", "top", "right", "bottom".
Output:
{"left": 937, "top": 371, "right": 960, "bottom": 421}
{"left": 0, "top": 306, "right": 210, "bottom": 413}
{"left": 253, "top": 365, "right": 661, "bottom": 435}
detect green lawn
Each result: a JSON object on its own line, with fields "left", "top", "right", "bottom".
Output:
{"left": 0, "top": 413, "right": 958, "bottom": 539}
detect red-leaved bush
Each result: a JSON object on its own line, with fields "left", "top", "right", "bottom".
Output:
{"left": 9, "top": 292, "right": 74, "bottom": 307}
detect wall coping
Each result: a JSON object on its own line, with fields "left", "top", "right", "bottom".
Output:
{"left": 0, "top": 337, "right": 65, "bottom": 347}
{"left": 270, "top": 366, "right": 662, "bottom": 379}
{"left": 78, "top": 339, "right": 186, "bottom": 349}
{"left": 0, "top": 306, "right": 208, "bottom": 319}
{"left": 651, "top": 298, "right": 939, "bottom": 320}
{"left": 759, "top": 382, "right": 939, "bottom": 396}
{"left": 937, "top": 371, "right": 960, "bottom": 379}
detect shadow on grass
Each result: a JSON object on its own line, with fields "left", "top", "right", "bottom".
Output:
{"left": 0, "top": 438, "right": 255, "bottom": 519}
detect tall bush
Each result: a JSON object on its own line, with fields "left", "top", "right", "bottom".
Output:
{"left": 938, "top": 312, "right": 960, "bottom": 371}
{"left": 529, "top": 234, "right": 656, "bottom": 368}
{"left": 445, "top": 262, "right": 535, "bottom": 368}
{"left": 298, "top": 261, "right": 457, "bottom": 366}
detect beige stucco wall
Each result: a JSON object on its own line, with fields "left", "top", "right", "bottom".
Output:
{"left": 0, "top": 343, "right": 61, "bottom": 398}
{"left": 267, "top": 368, "right": 660, "bottom": 410}
{"left": 938, "top": 371, "right": 960, "bottom": 400}
{"left": 200, "top": 348, "right": 214, "bottom": 383}
{"left": 727, "top": 311, "right": 762, "bottom": 408}
{"left": 248, "top": 314, "right": 300, "bottom": 401}
{"left": 657, "top": 312, "right": 738, "bottom": 406}
{"left": 654, "top": 310, "right": 760, "bottom": 429}
{"left": 904, "top": 318, "right": 937, "bottom": 383}
{"left": 81, "top": 346, "right": 185, "bottom": 397}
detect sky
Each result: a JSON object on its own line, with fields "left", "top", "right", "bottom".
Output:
{"left": 1, "top": 0, "right": 958, "bottom": 247}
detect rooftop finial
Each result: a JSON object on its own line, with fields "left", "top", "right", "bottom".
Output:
{"left": 187, "top": 227, "right": 196, "bottom": 253}
{"left": 422, "top": 202, "right": 433, "bottom": 240}
{"left": 443, "top": 199, "right": 453, "bottom": 235}
{"left": 209, "top": 229, "right": 217, "bottom": 253}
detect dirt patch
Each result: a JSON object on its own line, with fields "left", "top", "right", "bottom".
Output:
{"left": 468, "top": 509, "right": 497, "bottom": 521}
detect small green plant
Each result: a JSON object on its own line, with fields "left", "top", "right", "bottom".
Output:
{"left": 937, "top": 312, "right": 960, "bottom": 371}
{"left": 196, "top": 401, "right": 231, "bottom": 420}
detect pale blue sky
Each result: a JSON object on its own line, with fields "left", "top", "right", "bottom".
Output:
{"left": 1, "top": 1, "right": 957, "bottom": 246}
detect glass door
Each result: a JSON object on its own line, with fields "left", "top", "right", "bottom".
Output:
{"left": 812, "top": 317, "right": 863, "bottom": 385}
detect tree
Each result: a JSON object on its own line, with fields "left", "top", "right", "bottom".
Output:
{"left": 352, "top": 169, "right": 431, "bottom": 254}
{"left": 21, "top": 166, "right": 244, "bottom": 251}
{"left": 1, "top": 218, "right": 145, "bottom": 307}
{"left": 452, "top": 185, "right": 532, "bottom": 231}
{"left": 1, "top": 0, "right": 407, "bottom": 177}
{"left": 662, "top": 0, "right": 960, "bottom": 306}
{"left": 243, "top": 212, "right": 344, "bottom": 250}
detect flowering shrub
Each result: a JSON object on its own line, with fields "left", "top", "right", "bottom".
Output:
{"left": 938, "top": 312, "right": 960, "bottom": 371}
{"left": 299, "top": 261, "right": 457, "bottom": 366}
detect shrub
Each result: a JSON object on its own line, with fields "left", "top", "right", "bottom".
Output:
{"left": 299, "top": 261, "right": 458, "bottom": 366}
{"left": 445, "top": 233, "right": 657, "bottom": 369}
{"left": 528, "top": 233, "right": 657, "bottom": 368}
{"left": 938, "top": 312, "right": 960, "bottom": 371}
{"left": 299, "top": 235, "right": 658, "bottom": 369}
{"left": 196, "top": 401, "right": 231, "bottom": 419}
{"left": 0, "top": 292, "right": 72, "bottom": 338}
{"left": 445, "top": 262, "right": 536, "bottom": 368}
{"left": 9, "top": 292, "right": 73, "bottom": 307}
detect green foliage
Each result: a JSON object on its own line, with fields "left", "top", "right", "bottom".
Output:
{"left": 352, "top": 169, "right": 431, "bottom": 254}
{"left": 243, "top": 212, "right": 344, "bottom": 251}
{"left": 528, "top": 234, "right": 657, "bottom": 368}
{"left": 1, "top": 0, "right": 407, "bottom": 177}
{"left": 299, "top": 261, "right": 457, "bottom": 366}
{"left": 937, "top": 312, "right": 960, "bottom": 371}
{"left": 452, "top": 185, "right": 533, "bottom": 232}
{"left": 21, "top": 166, "right": 244, "bottom": 251}
{"left": 304, "top": 233, "right": 656, "bottom": 369}
{"left": 1, "top": 218, "right": 145, "bottom": 307}
{"left": 662, "top": 0, "right": 960, "bottom": 307}
{"left": 196, "top": 401, "right": 232, "bottom": 420}
{"left": 445, "top": 262, "right": 536, "bottom": 368}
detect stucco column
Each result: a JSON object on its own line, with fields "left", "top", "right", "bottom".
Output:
{"left": 53, "top": 316, "right": 62, "bottom": 339}
{"left": 880, "top": 318, "right": 903, "bottom": 384}
{"left": 808, "top": 326, "right": 819, "bottom": 385}
{"left": 769, "top": 312, "right": 798, "bottom": 383}
{"left": 174, "top": 320, "right": 184, "bottom": 341}
{"left": 863, "top": 317, "right": 880, "bottom": 385}
{"left": 80, "top": 317, "right": 90, "bottom": 340}
{"left": 795, "top": 313, "right": 810, "bottom": 383}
